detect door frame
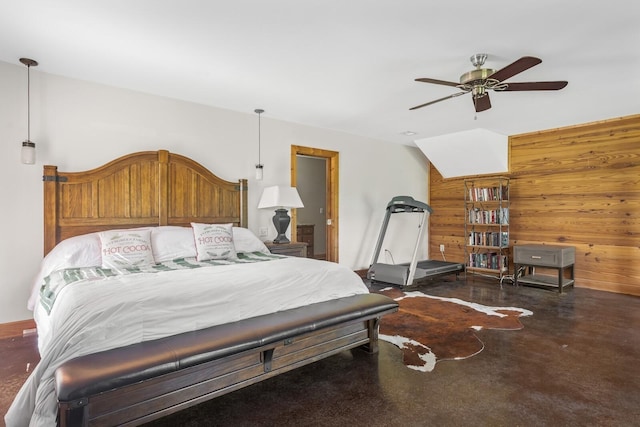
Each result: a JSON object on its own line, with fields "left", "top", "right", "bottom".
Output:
{"left": 290, "top": 145, "right": 339, "bottom": 263}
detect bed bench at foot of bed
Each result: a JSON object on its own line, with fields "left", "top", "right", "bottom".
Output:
{"left": 55, "top": 293, "right": 398, "bottom": 427}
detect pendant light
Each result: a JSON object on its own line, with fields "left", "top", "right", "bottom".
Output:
{"left": 255, "top": 108, "right": 264, "bottom": 180}
{"left": 20, "top": 58, "right": 38, "bottom": 165}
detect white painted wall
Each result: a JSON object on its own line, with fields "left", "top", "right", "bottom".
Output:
{"left": 0, "top": 60, "right": 429, "bottom": 323}
{"left": 296, "top": 156, "right": 327, "bottom": 256}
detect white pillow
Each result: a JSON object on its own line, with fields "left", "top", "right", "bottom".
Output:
{"left": 152, "top": 226, "right": 197, "bottom": 262}
{"left": 151, "top": 226, "right": 267, "bottom": 260}
{"left": 232, "top": 227, "right": 269, "bottom": 254}
{"left": 191, "top": 223, "right": 237, "bottom": 261}
{"left": 100, "top": 229, "right": 155, "bottom": 270}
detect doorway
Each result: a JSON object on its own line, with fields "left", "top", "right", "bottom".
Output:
{"left": 290, "top": 145, "right": 339, "bottom": 263}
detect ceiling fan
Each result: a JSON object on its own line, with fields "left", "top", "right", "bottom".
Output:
{"left": 410, "top": 54, "right": 568, "bottom": 112}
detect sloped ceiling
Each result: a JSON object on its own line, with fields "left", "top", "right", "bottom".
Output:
{"left": 416, "top": 128, "right": 508, "bottom": 178}
{"left": 1, "top": 0, "right": 638, "bottom": 145}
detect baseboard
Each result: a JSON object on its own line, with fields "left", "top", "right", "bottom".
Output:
{"left": 0, "top": 319, "right": 36, "bottom": 340}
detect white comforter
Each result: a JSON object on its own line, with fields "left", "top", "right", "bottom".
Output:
{"left": 5, "top": 256, "right": 369, "bottom": 427}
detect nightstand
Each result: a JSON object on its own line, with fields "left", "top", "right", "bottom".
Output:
{"left": 514, "top": 244, "right": 575, "bottom": 293}
{"left": 265, "top": 241, "right": 308, "bottom": 258}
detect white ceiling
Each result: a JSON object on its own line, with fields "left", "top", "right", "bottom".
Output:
{"left": 1, "top": 0, "right": 638, "bottom": 146}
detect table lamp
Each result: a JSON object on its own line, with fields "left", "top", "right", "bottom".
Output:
{"left": 258, "top": 186, "right": 304, "bottom": 243}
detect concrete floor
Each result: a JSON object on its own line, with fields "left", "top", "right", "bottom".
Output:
{"left": 147, "top": 277, "right": 640, "bottom": 426}
{"left": 3, "top": 277, "right": 639, "bottom": 426}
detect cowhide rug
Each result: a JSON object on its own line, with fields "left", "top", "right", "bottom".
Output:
{"left": 373, "top": 287, "right": 533, "bottom": 372}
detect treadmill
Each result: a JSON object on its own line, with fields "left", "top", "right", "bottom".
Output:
{"left": 367, "top": 196, "right": 464, "bottom": 288}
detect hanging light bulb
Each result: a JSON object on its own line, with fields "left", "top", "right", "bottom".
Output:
{"left": 255, "top": 108, "right": 264, "bottom": 180}
{"left": 20, "top": 58, "right": 38, "bottom": 165}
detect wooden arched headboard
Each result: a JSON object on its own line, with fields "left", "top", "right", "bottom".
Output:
{"left": 43, "top": 150, "right": 248, "bottom": 255}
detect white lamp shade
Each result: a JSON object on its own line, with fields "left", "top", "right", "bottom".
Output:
{"left": 258, "top": 186, "right": 304, "bottom": 209}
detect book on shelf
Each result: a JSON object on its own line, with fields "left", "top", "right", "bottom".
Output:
{"left": 468, "top": 252, "right": 508, "bottom": 271}
{"left": 467, "top": 207, "right": 509, "bottom": 225}
{"left": 467, "top": 185, "right": 509, "bottom": 202}
{"left": 468, "top": 231, "right": 509, "bottom": 247}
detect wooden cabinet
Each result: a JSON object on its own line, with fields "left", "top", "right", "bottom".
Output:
{"left": 514, "top": 244, "right": 575, "bottom": 293}
{"left": 265, "top": 241, "right": 308, "bottom": 258}
{"left": 296, "top": 224, "right": 314, "bottom": 258}
{"left": 464, "top": 177, "right": 510, "bottom": 280}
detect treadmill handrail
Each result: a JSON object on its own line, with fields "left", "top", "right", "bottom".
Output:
{"left": 387, "top": 196, "right": 433, "bottom": 214}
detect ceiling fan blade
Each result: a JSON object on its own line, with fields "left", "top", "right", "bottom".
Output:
{"left": 409, "top": 91, "right": 467, "bottom": 110}
{"left": 473, "top": 94, "right": 491, "bottom": 112}
{"left": 489, "top": 56, "right": 542, "bottom": 82}
{"left": 415, "top": 77, "right": 460, "bottom": 87}
{"left": 503, "top": 81, "right": 568, "bottom": 91}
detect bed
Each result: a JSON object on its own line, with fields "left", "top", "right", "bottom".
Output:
{"left": 5, "top": 150, "right": 397, "bottom": 427}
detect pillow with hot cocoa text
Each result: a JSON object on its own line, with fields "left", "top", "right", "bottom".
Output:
{"left": 191, "top": 223, "right": 238, "bottom": 261}
{"left": 99, "top": 229, "right": 155, "bottom": 271}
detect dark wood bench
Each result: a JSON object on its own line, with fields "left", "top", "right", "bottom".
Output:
{"left": 55, "top": 293, "right": 398, "bottom": 426}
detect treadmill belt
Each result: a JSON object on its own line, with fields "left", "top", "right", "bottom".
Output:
{"left": 415, "top": 260, "right": 465, "bottom": 276}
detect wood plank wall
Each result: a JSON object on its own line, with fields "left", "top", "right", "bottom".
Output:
{"left": 429, "top": 114, "right": 640, "bottom": 296}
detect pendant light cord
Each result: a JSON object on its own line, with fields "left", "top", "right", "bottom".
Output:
{"left": 27, "top": 63, "right": 31, "bottom": 141}
{"left": 255, "top": 108, "right": 264, "bottom": 166}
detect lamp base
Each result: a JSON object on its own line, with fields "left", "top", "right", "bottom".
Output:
{"left": 272, "top": 208, "right": 291, "bottom": 244}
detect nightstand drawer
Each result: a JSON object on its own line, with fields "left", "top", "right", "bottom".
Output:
{"left": 514, "top": 245, "right": 575, "bottom": 268}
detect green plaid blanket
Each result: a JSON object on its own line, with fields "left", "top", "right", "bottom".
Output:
{"left": 39, "top": 252, "right": 283, "bottom": 314}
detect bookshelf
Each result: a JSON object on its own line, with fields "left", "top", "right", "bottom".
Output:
{"left": 464, "top": 177, "right": 510, "bottom": 280}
